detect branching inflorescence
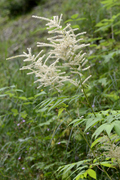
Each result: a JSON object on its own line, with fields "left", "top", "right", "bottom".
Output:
{"left": 7, "top": 14, "right": 91, "bottom": 91}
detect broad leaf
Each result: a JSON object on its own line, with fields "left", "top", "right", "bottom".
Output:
{"left": 87, "top": 169, "right": 96, "bottom": 179}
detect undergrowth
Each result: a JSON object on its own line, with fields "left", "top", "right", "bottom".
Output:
{"left": 0, "top": 0, "right": 120, "bottom": 179}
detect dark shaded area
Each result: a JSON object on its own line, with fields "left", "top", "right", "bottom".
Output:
{"left": 4, "top": 0, "right": 46, "bottom": 18}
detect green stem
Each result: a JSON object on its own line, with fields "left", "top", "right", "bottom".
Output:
{"left": 79, "top": 78, "right": 113, "bottom": 179}
{"left": 55, "top": 74, "right": 111, "bottom": 179}
{"left": 79, "top": 75, "right": 96, "bottom": 117}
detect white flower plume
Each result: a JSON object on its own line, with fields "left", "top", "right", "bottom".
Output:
{"left": 7, "top": 14, "right": 91, "bottom": 91}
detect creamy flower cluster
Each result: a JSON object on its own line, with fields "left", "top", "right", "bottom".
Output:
{"left": 101, "top": 135, "right": 120, "bottom": 166}
{"left": 7, "top": 14, "right": 91, "bottom": 91}
{"left": 93, "top": 135, "right": 120, "bottom": 167}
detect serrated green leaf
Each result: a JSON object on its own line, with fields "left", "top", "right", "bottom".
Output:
{"left": 101, "top": 162, "right": 115, "bottom": 168}
{"left": 105, "top": 124, "right": 114, "bottom": 137}
{"left": 85, "top": 118, "right": 101, "bottom": 132}
{"left": 91, "top": 137, "right": 102, "bottom": 148}
{"left": 92, "top": 123, "right": 107, "bottom": 138}
{"left": 36, "top": 107, "right": 48, "bottom": 112}
{"left": 58, "top": 108, "right": 65, "bottom": 117}
{"left": 60, "top": 163, "right": 75, "bottom": 175}
{"left": 75, "top": 171, "right": 87, "bottom": 180}
{"left": 87, "top": 169, "right": 96, "bottom": 179}
{"left": 69, "top": 118, "right": 85, "bottom": 127}
{"left": 48, "top": 99, "right": 62, "bottom": 111}
{"left": 48, "top": 98, "right": 68, "bottom": 111}
{"left": 114, "top": 124, "right": 120, "bottom": 136}
{"left": 40, "top": 97, "right": 57, "bottom": 108}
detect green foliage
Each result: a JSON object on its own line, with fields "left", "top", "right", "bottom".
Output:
{"left": 84, "top": 109, "right": 120, "bottom": 138}
{"left": 1, "top": 0, "right": 120, "bottom": 179}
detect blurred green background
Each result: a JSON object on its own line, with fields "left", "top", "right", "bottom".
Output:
{"left": 0, "top": 0, "right": 120, "bottom": 179}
